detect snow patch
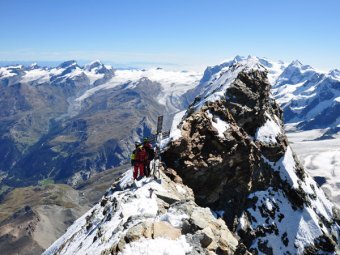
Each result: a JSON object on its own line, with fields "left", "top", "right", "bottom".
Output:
{"left": 255, "top": 113, "right": 282, "bottom": 143}
{"left": 118, "top": 236, "right": 192, "bottom": 255}
{"left": 0, "top": 67, "right": 17, "bottom": 78}
{"left": 207, "top": 111, "right": 230, "bottom": 138}
{"left": 244, "top": 188, "right": 334, "bottom": 255}
{"left": 264, "top": 146, "right": 335, "bottom": 222}
{"left": 168, "top": 110, "right": 186, "bottom": 142}
{"left": 159, "top": 208, "right": 189, "bottom": 228}
{"left": 22, "top": 69, "right": 50, "bottom": 83}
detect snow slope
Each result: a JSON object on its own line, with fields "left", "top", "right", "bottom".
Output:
{"left": 73, "top": 68, "right": 201, "bottom": 108}
{"left": 287, "top": 129, "right": 340, "bottom": 207}
{"left": 43, "top": 171, "right": 180, "bottom": 255}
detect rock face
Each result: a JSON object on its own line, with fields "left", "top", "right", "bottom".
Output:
{"left": 163, "top": 58, "right": 340, "bottom": 254}
{"left": 43, "top": 170, "right": 243, "bottom": 255}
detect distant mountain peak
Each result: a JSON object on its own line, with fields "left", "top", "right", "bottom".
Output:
{"left": 233, "top": 55, "right": 245, "bottom": 62}
{"left": 29, "top": 62, "right": 39, "bottom": 69}
{"left": 58, "top": 60, "right": 78, "bottom": 69}
{"left": 290, "top": 59, "right": 303, "bottom": 66}
{"left": 329, "top": 69, "right": 340, "bottom": 78}
{"left": 85, "top": 60, "right": 103, "bottom": 71}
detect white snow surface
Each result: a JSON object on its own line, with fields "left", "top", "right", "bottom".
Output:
{"left": 42, "top": 169, "right": 193, "bottom": 255}
{"left": 74, "top": 68, "right": 201, "bottom": 105}
{"left": 255, "top": 113, "right": 282, "bottom": 144}
{"left": 241, "top": 188, "right": 335, "bottom": 255}
{"left": 287, "top": 129, "right": 340, "bottom": 207}
{"left": 83, "top": 70, "right": 105, "bottom": 84}
{"left": 119, "top": 236, "right": 191, "bottom": 255}
{"left": 240, "top": 146, "right": 338, "bottom": 254}
{"left": 164, "top": 109, "right": 186, "bottom": 143}
{"left": 272, "top": 61, "right": 340, "bottom": 126}
{"left": 207, "top": 111, "right": 230, "bottom": 138}
{"left": 0, "top": 67, "right": 17, "bottom": 78}
{"left": 265, "top": 146, "right": 335, "bottom": 219}
{"left": 217, "top": 55, "right": 287, "bottom": 84}
{"left": 22, "top": 69, "right": 51, "bottom": 83}
{"left": 192, "top": 56, "right": 267, "bottom": 111}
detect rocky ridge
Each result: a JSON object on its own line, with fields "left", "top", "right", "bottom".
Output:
{"left": 43, "top": 170, "right": 245, "bottom": 255}
{"left": 163, "top": 58, "right": 339, "bottom": 254}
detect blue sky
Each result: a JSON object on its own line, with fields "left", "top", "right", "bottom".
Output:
{"left": 0, "top": 0, "right": 339, "bottom": 70}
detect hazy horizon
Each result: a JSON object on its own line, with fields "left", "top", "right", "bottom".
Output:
{"left": 1, "top": 0, "right": 339, "bottom": 71}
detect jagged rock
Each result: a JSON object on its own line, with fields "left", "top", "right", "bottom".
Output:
{"left": 124, "top": 221, "right": 153, "bottom": 242}
{"left": 153, "top": 221, "right": 181, "bottom": 240}
{"left": 199, "top": 227, "right": 214, "bottom": 248}
{"left": 191, "top": 208, "right": 211, "bottom": 229}
{"left": 163, "top": 59, "right": 339, "bottom": 254}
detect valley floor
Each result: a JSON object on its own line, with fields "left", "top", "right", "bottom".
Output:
{"left": 287, "top": 128, "right": 340, "bottom": 207}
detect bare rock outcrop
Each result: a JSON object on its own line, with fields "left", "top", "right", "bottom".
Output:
{"left": 163, "top": 61, "right": 339, "bottom": 254}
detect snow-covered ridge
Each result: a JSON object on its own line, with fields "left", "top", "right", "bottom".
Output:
{"left": 0, "top": 61, "right": 202, "bottom": 113}
{"left": 0, "top": 60, "right": 112, "bottom": 85}
{"left": 190, "top": 56, "right": 267, "bottom": 110}
{"left": 42, "top": 170, "right": 184, "bottom": 255}
{"left": 74, "top": 68, "right": 201, "bottom": 105}
{"left": 43, "top": 169, "right": 239, "bottom": 255}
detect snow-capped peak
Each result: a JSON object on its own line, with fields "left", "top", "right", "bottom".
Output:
{"left": 57, "top": 60, "right": 78, "bottom": 69}
{"left": 189, "top": 57, "right": 267, "bottom": 110}
{"left": 329, "top": 69, "right": 340, "bottom": 79}
{"left": 211, "top": 55, "right": 287, "bottom": 86}
{"left": 29, "top": 62, "right": 39, "bottom": 69}
{"left": 84, "top": 59, "right": 103, "bottom": 71}
{"left": 290, "top": 59, "right": 304, "bottom": 67}
{"left": 287, "top": 60, "right": 316, "bottom": 72}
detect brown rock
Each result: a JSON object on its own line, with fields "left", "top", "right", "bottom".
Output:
{"left": 124, "top": 221, "right": 153, "bottom": 243}
{"left": 200, "top": 227, "right": 214, "bottom": 248}
{"left": 153, "top": 221, "right": 181, "bottom": 240}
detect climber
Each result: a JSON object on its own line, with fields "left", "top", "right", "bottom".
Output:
{"left": 133, "top": 143, "right": 147, "bottom": 180}
{"left": 130, "top": 142, "right": 139, "bottom": 166}
{"left": 143, "top": 137, "right": 155, "bottom": 177}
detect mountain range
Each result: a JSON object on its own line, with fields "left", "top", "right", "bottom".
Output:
{"left": 0, "top": 61, "right": 200, "bottom": 187}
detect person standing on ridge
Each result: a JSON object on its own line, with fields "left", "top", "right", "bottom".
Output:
{"left": 133, "top": 143, "right": 147, "bottom": 180}
{"left": 143, "top": 138, "right": 154, "bottom": 177}
{"left": 130, "top": 142, "right": 139, "bottom": 166}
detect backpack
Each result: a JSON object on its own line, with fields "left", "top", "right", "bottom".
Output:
{"left": 146, "top": 146, "right": 155, "bottom": 160}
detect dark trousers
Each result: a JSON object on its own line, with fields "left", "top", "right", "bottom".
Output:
{"left": 144, "top": 160, "right": 151, "bottom": 177}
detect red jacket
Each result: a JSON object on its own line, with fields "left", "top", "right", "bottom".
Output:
{"left": 135, "top": 147, "right": 147, "bottom": 162}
